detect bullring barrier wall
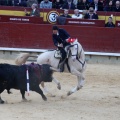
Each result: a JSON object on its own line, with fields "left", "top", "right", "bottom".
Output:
{"left": 0, "top": 23, "right": 120, "bottom": 53}
{"left": 0, "top": 22, "right": 120, "bottom": 64}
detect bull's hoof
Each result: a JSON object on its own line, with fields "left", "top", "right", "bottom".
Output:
{"left": 42, "top": 96, "right": 47, "bottom": 101}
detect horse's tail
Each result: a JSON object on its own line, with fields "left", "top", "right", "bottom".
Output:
{"left": 15, "top": 53, "right": 31, "bottom": 65}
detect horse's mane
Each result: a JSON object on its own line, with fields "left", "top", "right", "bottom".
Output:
{"left": 71, "top": 39, "right": 84, "bottom": 58}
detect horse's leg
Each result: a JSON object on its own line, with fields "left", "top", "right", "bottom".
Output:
{"left": 41, "top": 81, "right": 49, "bottom": 94}
{"left": 50, "top": 67, "right": 61, "bottom": 89}
{"left": 52, "top": 77, "right": 61, "bottom": 90}
{"left": 41, "top": 81, "right": 51, "bottom": 95}
{"left": 0, "top": 94, "right": 5, "bottom": 104}
{"left": 67, "top": 69, "right": 85, "bottom": 96}
{"left": 0, "top": 88, "right": 5, "bottom": 104}
{"left": 77, "top": 75, "right": 85, "bottom": 90}
{"left": 71, "top": 68, "right": 83, "bottom": 77}
{"left": 41, "top": 81, "right": 56, "bottom": 97}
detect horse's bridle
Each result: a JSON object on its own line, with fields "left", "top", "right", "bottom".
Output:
{"left": 68, "top": 43, "right": 85, "bottom": 68}
{"left": 67, "top": 44, "right": 78, "bottom": 57}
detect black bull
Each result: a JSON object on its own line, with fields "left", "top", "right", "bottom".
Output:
{"left": 0, "top": 63, "right": 53, "bottom": 103}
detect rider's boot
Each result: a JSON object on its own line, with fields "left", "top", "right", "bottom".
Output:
{"left": 58, "top": 47, "right": 66, "bottom": 72}
{"left": 59, "top": 58, "right": 66, "bottom": 72}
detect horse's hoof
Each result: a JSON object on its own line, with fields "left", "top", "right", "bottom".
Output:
{"left": 47, "top": 94, "right": 56, "bottom": 97}
{"left": 51, "top": 94, "right": 56, "bottom": 97}
{"left": 22, "top": 98, "right": 28, "bottom": 102}
{"left": 61, "top": 95, "right": 67, "bottom": 99}
{"left": 0, "top": 100, "right": 5, "bottom": 104}
{"left": 42, "top": 96, "right": 47, "bottom": 101}
{"left": 77, "top": 86, "right": 83, "bottom": 91}
{"left": 67, "top": 91, "right": 72, "bottom": 96}
{"left": 57, "top": 83, "right": 61, "bottom": 90}
{"left": 47, "top": 93, "right": 56, "bottom": 97}
{"left": 8, "top": 91, "right": 12, "bottom": 94}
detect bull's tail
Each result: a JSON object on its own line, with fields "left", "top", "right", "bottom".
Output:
{"left": 15, "top": 53, "right": 31, "bottom": 65}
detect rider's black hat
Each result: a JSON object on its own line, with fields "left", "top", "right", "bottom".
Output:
{"left": 52, "top": 26, "right": 59, "bottom": 30}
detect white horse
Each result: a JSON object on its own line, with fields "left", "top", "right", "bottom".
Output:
{"left": 15, "top": 38, "right": 86, "bottom": 96}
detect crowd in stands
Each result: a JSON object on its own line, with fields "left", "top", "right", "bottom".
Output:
{"left": 0, "top": 0, "right": 116, "bottom": 27}
{"left": 0, "top": 0, "right": 120, "bottom": 12}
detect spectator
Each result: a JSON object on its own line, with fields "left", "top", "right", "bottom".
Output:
{"left": 89, "top": 0, "right": 103, "bottom": 11}
{"left": 25, "top": 3, "right": 40, "bottom": 17}
{"left": 37, "top": 0, "right": 43, "bottom": 4}
{"left": 77, "top": 0, "right": 89, "bottom": 10}
{"left": 0, "top": 0, "right": 12, "bottom": 6}
{"left": 73, "top": 0, "right": 78, "bottom": 6}
{"left": 40, "top": 0, "right": 52, "bottom": 9}
{"left": 88, "top": 0, "right": 93, "bottom": 3}
{"left": 27, "top": 0, "right": 38, "bottom": 7}
{"left": 61, "top": 0, "right": 76, "bottom": 9}
{"left": 105, "top": 16, "right": 115, "bottom": 27}
{"left": 104, "top": 0, "right": 113, "bottom": 11}
{"left": 60, "top": 9, "right": 72, "bottom": 18}
{"left": 112, "top": 1, "right": 120, "bottom": 12}
{"left": 52, "top": 0, "right": 63, "bottom": 9}
{"left": 72, "top": 9, "right": 83, "bottom": 18}
{"left": 14, "top": 0, "right": 27, "bottom": 7}
{"left": 57, "top": 16, "right": 67, "bottom": 25}
{"left": 84, "top": 7, "right": 98, "bottom": 19}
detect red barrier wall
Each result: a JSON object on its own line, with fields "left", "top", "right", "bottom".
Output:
{"left": 0, "top": 22, "right": 120, "bottom": 53}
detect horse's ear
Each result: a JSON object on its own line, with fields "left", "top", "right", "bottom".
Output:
{"left": 75, "top": 38, "right": 78, "bottom": 42}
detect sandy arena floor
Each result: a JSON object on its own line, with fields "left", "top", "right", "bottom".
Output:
{"left": 0, "top": 59, "right": 120, "bottom": 120}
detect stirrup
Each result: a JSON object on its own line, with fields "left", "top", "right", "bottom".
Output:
{"left": 54, "top": 50, "right": 62, "bottom": 59}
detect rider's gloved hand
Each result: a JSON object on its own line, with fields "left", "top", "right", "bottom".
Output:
{"left": 66, "top": 37, "right": 70, "bottom": 42}
{"left": 58, "top": 43, "right": 63, "bottom": 47}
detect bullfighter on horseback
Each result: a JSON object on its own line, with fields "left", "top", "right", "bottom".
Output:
{"left": 52, "top": 25, "right": 70, "bottom": 72}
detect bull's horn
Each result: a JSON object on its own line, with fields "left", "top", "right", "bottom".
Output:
{"left": 50, "top": 67, "right": 60, "bottom": 72}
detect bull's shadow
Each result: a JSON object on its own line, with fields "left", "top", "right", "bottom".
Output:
{"left": 0, "top": 63, "right": 53, "bottom": 104}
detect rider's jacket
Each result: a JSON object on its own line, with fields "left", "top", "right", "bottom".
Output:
{"left": 52, "top": 28, "right": 70, "bottom": 48}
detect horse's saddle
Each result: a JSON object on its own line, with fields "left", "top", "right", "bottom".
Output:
{"left": 54, "top": 50, "right": 62, "bottom": 59}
